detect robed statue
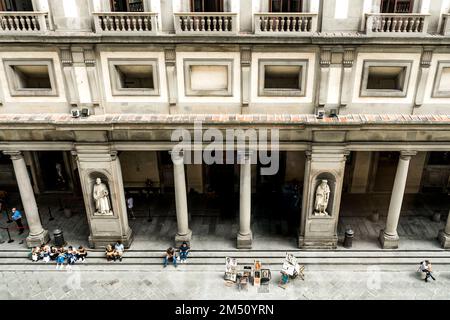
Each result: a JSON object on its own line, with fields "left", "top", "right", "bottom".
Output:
{"left": 93, "top": 178, "right": 113, "bottom": 215}
{"left": 314, "top": 179, "right": 330, "bottom": 215}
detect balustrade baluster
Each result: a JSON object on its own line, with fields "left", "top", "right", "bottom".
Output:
{"left": 392, "top": 17, "right": 398, "bottom": 32}
{"left": 269, "top": 18, "right": 274, "bottom": 31}
{"left": 212, "top": 17, "right": 217, "bottom": 31}
{"left": 144, "top": 17, "right": 149, "bottom": 31}
{"left": 200, "top": 17, "right": 205, "bottom": 31}
{"left": 18, "top": 16, "right": 25, "bottom": 30}
{"left": 417, "top": 17, "right": 423, "bottom": 32}
{"left": 224, "top": 17, "right": 229, "bottom": 31}
{"left": 126, "top": 16, "right": 131, "bottom": 31}
{"left": 13, "top": 16, "right": 19, "bottom": 30}
{"left": 291, "top": 17, "right": 297, "bottom": 32}
{"left": 397, "top": 17, "right": 403, "bottom": 32}
{"left": 384, "top": 17, "right": 390, "bottom": 32}
{"left": 137, "top": 17, "right": 142, "bottom": 31}
{"left": 206, "top": 17, "right": 211, "bottom": 31}
{"left": 218, "top": 17, "right": 223, "bottom": 31}
{"left": 274, "top": 18, "right": 279, "bottom": 32}
{"left": 284, "top": 17, "right": 289, "bottom": 32}
{"left": 26, "top": 16, "right": 33, "bottom": 31}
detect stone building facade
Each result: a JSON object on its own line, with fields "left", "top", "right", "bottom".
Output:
{"left": 0, "top": 0, "right": 449, "bottom": 250}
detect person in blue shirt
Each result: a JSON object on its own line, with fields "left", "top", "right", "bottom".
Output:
{"left": 56, "top": 250, "right": 66, "bottom": 270}
{"left": 11, "top": 208, "right": 24, "bottom": 235}
{"left": 179, "top": 241, "right": 190, "bottom": 263}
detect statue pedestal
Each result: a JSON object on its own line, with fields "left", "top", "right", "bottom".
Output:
{"left": 26, "top": 229, "right": 50, "bottom": 247}
{"left": 88, "top": 227, "right": 134, "bottom": 249}
{"left": 237, "top": 231, "right": 253, "bottom": 249}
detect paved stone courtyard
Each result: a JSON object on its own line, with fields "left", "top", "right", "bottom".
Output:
{"left": 0, "top": 269, "right": 448, "bottom": 300}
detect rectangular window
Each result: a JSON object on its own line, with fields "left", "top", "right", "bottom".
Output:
{"left": 269, "top": 0, "right": 302, "bottom": 12}
{"left": 191, "top": 0, "right": 223, "bottom": 12}
{"left": 432, "top": 61, "right": 450, "bottom": 98}
{"left": 108, "top": 59, "right": 159, "bottom": 96}
{"left": 259, "top": 60, "right": 307, "bottom": 96}
{"left": 360, "top": 60, "right": 412, "bottom": 97}
{"left": 366, "top": 66, "right": 406, "bottom": 90}
{"left": 380, "top": 0, "right": 413, "bottom": 13}
{"left": 184, "top": 59, "right": 233, "bottom": 96}
{"left": 4, "top": 59, "right": 57, "bottom": 96}
{"left": 0, "top": 0, "right": 33, "bottom": 11}
{"left": 110, "top": 0, "right": 144, "bottom": 12}
{"left": 115, "top": 65, "right": 154, "bottom": 89}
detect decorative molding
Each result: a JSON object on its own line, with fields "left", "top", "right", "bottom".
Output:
{"left": 343, "top": 48, "right": 355, "bottom": 68}
{"left": 320, "top": 48, "right": 331, "bottom": 67}
{"left": 84, "top": 49, "right": 96, "bottom": 67}
{"left": 60, "top": 47, "right": 73, "bottom": 66}
{"left": 400, "top": 150, "right": 418, "bottom": 159}
{"left": 3, "top": 150, "right": 22, "bottom": 160}
{"left": 240, "top": 47, "right": 252, "bottom": 66}
{"left": 164, "top": 48, "right": 176, "bottom": 65}
{"left": 420, "top": 48, "right": 434, "bottom": 68}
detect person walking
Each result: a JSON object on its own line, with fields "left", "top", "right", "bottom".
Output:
{"left": 126, "top": 194, "right": 136, "bottom": 220}
{"left": 11, "top": 208, "right": 24, "bottom": 235}
{"left": 419, "top": 260, "right": 436, "bottom": 282}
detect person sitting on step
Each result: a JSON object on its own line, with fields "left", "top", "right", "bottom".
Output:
{"left": 114, "top": 240, "right": 124, "bottom": 262}
{"left": 106, "top": 244, "right": 115, "bottom": 262}
{"left": 163, "top": 247, "right": 177, "bottom": 268}
{"left": 179, "top": 241, "right": 190, "bottom": 264}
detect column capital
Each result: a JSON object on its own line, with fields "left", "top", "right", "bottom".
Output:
{"left": 3, "top": 151, "right": 23, "bottom": 160}
{"left": 170, "top": 150, "right": 184, "bottom": 164}
{"left": 237, "top": 150, "right": 254, "bottom": 163}
{"left": 400, "top": 150, "right": 417, "bottom": 160}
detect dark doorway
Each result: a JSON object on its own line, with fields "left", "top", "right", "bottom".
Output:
{"left": 269, "top": 0, "right": 303, "bottom": 12}
{"left": 205, "top": 163, "right": 237, "bottom": 219}
{"left": 380, "top": 0, "right": 413, "bottom": 13}
{"left": 34, "top": 151, "right": 72, "bottom": 192}
{"left": 0, "top": 0, "right": 33, "bottom": 11}
{"left": 110, "top": 0, "right": 144, "bottom": 12}
{"left": 191, "top": 0, "right": 223, "bottom": 12}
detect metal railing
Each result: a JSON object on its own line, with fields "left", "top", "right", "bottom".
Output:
{"left": 0, "top": 11, "right": 49, "bottom": 33}
{"left": 365, "top": 13, "right": 430, "bottom": 35}
{"left": 254, "top": 13, "right": 318, "bottom": 34}
{"left": 174, "top": 12, "right": 239, "bottom": 35}
{"left": 93, "top": 12, "right": 158, "bottom": 35}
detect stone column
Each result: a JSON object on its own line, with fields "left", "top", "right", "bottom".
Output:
{"left": 237, "top": 152, "right": 252, "bottom": 248}
{"left": 172, "top": 151, "right": 192, "bottom": 246}
{"left": 379, "top": 151, "right": 416, "bottom": 249}
{"left": 438, "top": 209, "right": 450, "bottom": 248}
{"left": 4, "top": 151, "right": 49, "bottom": 247}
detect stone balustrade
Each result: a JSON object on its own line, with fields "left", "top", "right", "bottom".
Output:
{"left": 174, "top": 12, "right": 239, "bottom": 35}
{"left": 365, "top": 13, "right": 430, "bottom": 35}
{"left": 93, "top": 12, "right": 158, "bottom": 35}
{"left": 254, "top": 13, "right": 318, "bottom": 35}
{"left": 0, "top": 11, "right": 49, "bottom": 33}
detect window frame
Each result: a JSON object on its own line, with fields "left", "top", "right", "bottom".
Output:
{"left": 190, "top": 0, "right": 224, "bottom": 12}
{"left": 359, "top": 60, "right": 412, "bottom": 98}
{"left": 269, "top": 0, "right": 303, "bottom": 13}
{"left": 432, "top": 61, "right": 450, "bottom": 98}
{"left": 183, "top": 59, "right": 233, "bottom": 97}
{"left": 258, "top": 59, "right": 308, "bottom": 97}
{"left": 0, "top": 0, "right": 34, "bottom": 11}
{"left": 4, "top": 59, "right": 58, "bottom": 97}
{"left": 380, "top": 0, "right": 414, "bottom": 13}
{"left": 108, "top": 58, "right": 160, "bottom": 96}
{"left": 109, "top": 0, "right": 144, "bottom": 12}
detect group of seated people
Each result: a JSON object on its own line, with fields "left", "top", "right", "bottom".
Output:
{"left": 163, "top": 241, "right": 190, "bottom": 267}
{"left": 105, "top": 241, "right": 125, "bottom": 262}
{"left": 30, "top": 244, "right": 88, "bottom": 269}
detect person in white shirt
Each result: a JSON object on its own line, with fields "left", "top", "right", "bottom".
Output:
{"left": 419, "top": 260, "right": 436, "bottom": 282}
{"left": 126, "top": 194, "right": 136, "bottom": 220}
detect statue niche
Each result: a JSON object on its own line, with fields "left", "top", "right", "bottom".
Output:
{"left": 314, "top": 179, "right": 331, "bottom": 216}
{"left": 93, "top": 177, "right": 113, "bottom": 216}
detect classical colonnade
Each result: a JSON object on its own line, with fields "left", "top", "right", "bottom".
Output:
{"left": 3, "top": 147, "right": 450, "bottom": 249}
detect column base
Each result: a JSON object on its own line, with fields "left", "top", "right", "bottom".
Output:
{"left": 175, "top": 229, "right": 192, "bottom": 247}
{"left": 237, "top": 232, "right": 253, "bottom": 249}
{"left": 298, "top": 235, "right": 338, "bottom": 249}
{"left": 379, "top": 230, "right": 399, "bottom": 249}
{"left": 88, "top": 228, "right": 134, "bottom": 249}
{"left": 438, "top": 230, "right": 450, "bottom": 249}
{"left": 26, "top": 229, "right": 50, "bottom": 248}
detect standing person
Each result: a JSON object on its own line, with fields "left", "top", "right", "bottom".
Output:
{"left": 11, "top": 208, "right": 24, "bottom": 235}
{"left": 163, "top": 247, "right": 177, "bottom": 268}
{"left": 179, "top": 241, "right": 190, "bottom": 264}
{"left": 419, "top": 260, "right": 436, "bottom": 282}
{"left": 126, "top": 194, "right": 136, "bottom": 220}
